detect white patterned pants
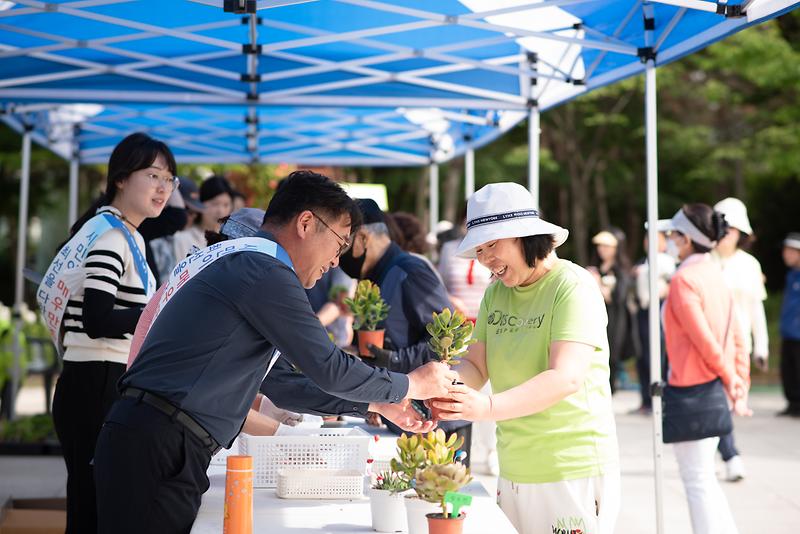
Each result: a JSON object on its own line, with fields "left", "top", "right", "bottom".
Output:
{"left": 497, "top": 466, "right": 620, "bottom": 534}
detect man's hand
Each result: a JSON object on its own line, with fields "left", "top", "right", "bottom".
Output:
{"left": 259, "top": 396, "right": 303, "bottom": 426}
{"left": 370, "top": 400, "right": 437, "bottom": 434}
{"left": 367, "top": 344, "right": 394, "bottom": 368}
{"left": 754, "top": 355, "right": 769, "bottom": 373}
{"left": 365, "top": 411, "right": 383, "bottom": 427}
{"left": 406, "top": 361, "right": 460, "bottom": 400}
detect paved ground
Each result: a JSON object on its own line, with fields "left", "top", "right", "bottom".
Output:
{"left": 2, "top": 382, "right": 799, "bottom": 533}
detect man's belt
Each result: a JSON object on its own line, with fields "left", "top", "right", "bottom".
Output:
{"left": 122, "top": 387, "right": 222, "bottom": 455}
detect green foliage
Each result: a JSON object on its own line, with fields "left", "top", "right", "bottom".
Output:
{"left": 389, "top": 429, "right": 464, "bottom": 483}
{"left": 327, "top": 284, "right": 349, "bottom": 302}
{"left": 414, "top": 463, "right": 473, "bottom": 516}
{"left": 0, "top": 413, "right": 56, "bottom": 443}
{"left": 372, "top": 470, "right": 411, "bottom": 493}
{"left": 344, "top": 280, "right": 390, "bottom": 331}
{"left": 425, "top": 308, "right": 476, "bottom": 365}
{"left": 0, "top": 303, "right": 56, "bottom": 391}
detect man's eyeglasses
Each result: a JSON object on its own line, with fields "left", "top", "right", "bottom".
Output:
{"left": 311, "top": 211, "right": 352, "bottom": 257}
{"left": 146, "top": 172, "right": 180, "bottom": 192}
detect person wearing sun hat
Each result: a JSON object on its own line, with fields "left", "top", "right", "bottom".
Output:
{"left": 430, "top": 182, "right": 620, "bottom": 534}
{"left": 711, "top": 197, "right": 768, "bottom": 482}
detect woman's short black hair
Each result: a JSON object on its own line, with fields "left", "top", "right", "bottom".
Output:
{"left": 262, "top": 170, "right": 362, "bottom": 233}
{"left": 520, "top": 234, "right": 556, "bottom": 267}
{"left": 682, "top": 203, "right": 729, "bottom": 254}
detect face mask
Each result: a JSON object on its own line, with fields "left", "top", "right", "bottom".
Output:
{"left": 338, "top": 247, "right": 366, "bottom": 279}
{"left": 665, "top": 238, "right": 681, "bottom": 261}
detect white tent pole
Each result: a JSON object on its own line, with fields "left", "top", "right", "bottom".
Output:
{"left": 527, "top": 105, "right": 540, "bottom": 206}
{"left": 68, "top": 152, "right": 79, "bottom": 227}
{"left": 645, "top": 57, "right": 666, "bottom": 534}
{"left": 10, "top": 127, "right": 32, "bottom": 420}
{"left": 465, "top": 147, "right": 475, "bottom": 200}
{"left": 429, "top": 163, "right": 439, "bottom": 234}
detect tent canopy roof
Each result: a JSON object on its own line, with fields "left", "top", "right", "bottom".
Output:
{"left": 1, "top": 0, "right": 797, "bottom": 164}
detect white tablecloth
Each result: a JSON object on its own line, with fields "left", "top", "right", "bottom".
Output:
{"left": 191, "top": 471, "right": 516, "bottom": 534}
{"left": 191, "top": 424, "right": 517, "bottom": 533}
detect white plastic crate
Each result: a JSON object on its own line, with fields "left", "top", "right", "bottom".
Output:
{"left": 276, "top": 469, "right": 364, "bottom": 499}
{"left": 238, "top": 427, "right": 371, "bottom": 488}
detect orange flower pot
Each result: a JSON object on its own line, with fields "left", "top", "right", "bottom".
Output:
{"left": 426, "top": 513, "right": 465, "bottom": 534}
{"left": 357, "top": 329, "right": 385, "bottom": 357}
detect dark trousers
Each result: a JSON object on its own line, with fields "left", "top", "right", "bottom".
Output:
{"left": 781, "top": 338, "right": 800, "bottom": 409}
{"left": 94, "top": 396, "right": 212, "bottom": 534}
{"left": 718, "top": 432, "right": 739, "bottom": 462}
{"left": 52, "top": 360, "right": 126, "bottom": 534}
{"left": 636, "top": 308, "right": 667, "bottom": 409}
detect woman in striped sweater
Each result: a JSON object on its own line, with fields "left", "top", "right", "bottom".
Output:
{"left": 51, "top": 133, "right": 176, "bottom": 534}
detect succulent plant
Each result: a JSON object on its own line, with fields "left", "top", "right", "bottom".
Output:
{"left": 414, "top": 463, "right": 473, "bottom": 516}
{"left": 426, "top": 308, "right": 476, "bottom": 365}
{"left": 389, "top": 429, "right": 464, "bottom": 483}
{"left": 344, "top": 279, "right": 390, "bottom": 331}
{"left": 372, "top": 470, "right": 411, "bottom": 494}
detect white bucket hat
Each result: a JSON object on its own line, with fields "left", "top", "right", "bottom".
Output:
{"left": 714, "top": 197, "right": 753, "bottom": 235}
{"left": 455, "top": 182, "right": 568, "bottom": 258}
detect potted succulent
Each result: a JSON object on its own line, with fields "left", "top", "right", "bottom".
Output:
{"left": 426, "top": 308, "right": 476, "bottom": 366}
{"left": 415, "top": 463, "right": 473, "bottom": 534}
{"left": 344, "top": 280, "right": 390, "bottom": 357}
{"left": 369, "top": 470, "right": 411, "bottom": 533}
{"left": 390, "top": 430, "right": 464, "bottom": 534}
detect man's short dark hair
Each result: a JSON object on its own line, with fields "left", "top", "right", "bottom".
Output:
{"left": 520, "top": 234, "right": 555, "bottom": 267}
{"left": 262, "top": 170, "right": 362, "bottom": 233}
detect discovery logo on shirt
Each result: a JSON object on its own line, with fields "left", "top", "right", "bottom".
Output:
{"left": 486, "top": 310, "right": 545, "bottom": 335}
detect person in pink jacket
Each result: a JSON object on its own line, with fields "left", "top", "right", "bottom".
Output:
{"left": 663, "top": 203, "right": 751, "bottom": 534}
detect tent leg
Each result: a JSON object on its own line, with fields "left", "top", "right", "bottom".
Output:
{"left": 10, "top": 128, "right": 32, "bottom": 421}
{"left": 528, "top": 105, "right": 540, "bottom": 207}
{"left": 465, "top": 148, "right": 475, "bottom": 200}
{"left": 428, "top": 163, "right": 439, "bottom": 232}
{"left": 69, "top": 156, "right": 79, "bottom": 227}
{"left": 429, "top": 163, "right": 439, "bottom": 234}
{"left": 645, "top": 58, "right": 665, "bottom": 534}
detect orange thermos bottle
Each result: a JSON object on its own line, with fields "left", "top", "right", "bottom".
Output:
{"left": 223, "top": 455, "right": 253, "bottom": 534}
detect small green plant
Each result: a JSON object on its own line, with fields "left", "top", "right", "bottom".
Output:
{"left": 372, "top": 470, "right": 411, "bottom": 493}
{"left": 390, "top": 429, "right": 464, "bottom": 483}
{"left": 414, "top": 463, "right": 473, "bottom": 516}
{"left": 425, "top": 308, "right": 476, "bottom": 365}
{"left": 344, "top": 280, "right": 390, "bottom": 331}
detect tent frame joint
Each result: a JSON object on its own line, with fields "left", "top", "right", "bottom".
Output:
{"left": 242, "top": 16, "right": 263, "bottom": 25}
{"left": 526, "top": 97, "right": 538, "bottom": 109}
{"left": 650, "top": 380, "right": 665, "bottom": 398}
{"left": 224, "top": 0, "right": 257, "bottom": 14}
{"left": 241, "top": 73, "right": 262, "bottom": 82}
{"left": 637, "top": 47, "right": 657, "bottom": 63}
{"left": 243, "top": 44, "right": 262, "bottom": 55}
{"left": 717, "top": 3, "right": 745, "bottom": 17}
{"left": 643, "top": 16, "right": 655, "bottom": 31}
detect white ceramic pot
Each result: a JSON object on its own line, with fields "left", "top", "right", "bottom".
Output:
{"left": 369, "top": 488, "right": 407, "bottom": 533}
{"left": 405, "top": 495, "right": 441, "bottom": 534}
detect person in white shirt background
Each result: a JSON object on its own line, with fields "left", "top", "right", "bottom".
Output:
{"left": 711, "top": 197, "right": 769, "bottom": 483}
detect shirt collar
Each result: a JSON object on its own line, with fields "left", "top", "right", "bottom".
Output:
{"left": 367, "top": 242, "right": 403, "bottom": 283}
{"left": 678, "top": 252, "right": 710, "bottom": 270}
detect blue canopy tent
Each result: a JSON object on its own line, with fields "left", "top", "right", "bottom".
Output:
{"left": 2, "top": 2, "right": 799, "bottom": 530}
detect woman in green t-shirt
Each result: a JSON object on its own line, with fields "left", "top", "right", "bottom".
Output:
{"left": 432, "top": 182, "right": 620, "bottom": 534}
